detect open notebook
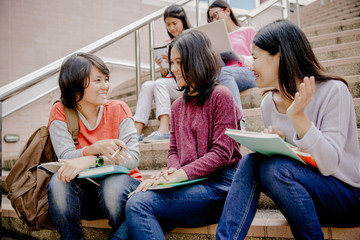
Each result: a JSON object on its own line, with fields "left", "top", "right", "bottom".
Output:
{"left": 185, "top": 19, "right": 242, "bottom": 64}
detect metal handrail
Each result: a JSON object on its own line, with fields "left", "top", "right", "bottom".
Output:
{"left": 0, "top": 0, "right": 192, "bottom": 102}
{"left": 237, "top": 0, "right": 285, "bottom": 26}
{"left": 0, "top": 0, "right": 290, "bottom": 112}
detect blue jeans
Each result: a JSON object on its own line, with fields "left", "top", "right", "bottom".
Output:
{"left": 218, "top": 66, "right": 256, "bottom": 119}
{"left": 216, "top": 153, "right": 360, "bottom": 240}
{"left": 47, "top": 173, "right": 140, "bottom": 240}
{"left": 125, "top": 167, "right": 236, "bottom": 240}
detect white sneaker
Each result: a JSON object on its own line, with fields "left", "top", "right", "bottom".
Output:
{"left": 143, "top": 131, "right": 170, "bottom": 143}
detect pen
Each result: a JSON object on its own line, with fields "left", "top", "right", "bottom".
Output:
{"left": 86, "top": 178, "right": 100, "bottom": 186}
{"left": 111, "top": 137, "right": 132, "bottom": 159}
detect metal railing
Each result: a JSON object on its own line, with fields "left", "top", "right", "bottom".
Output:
{"left": 0, "top": 0, "right": 295, "bottom": 119}
{"left": 0, "top": 0, "right": 192, "bottom": 118}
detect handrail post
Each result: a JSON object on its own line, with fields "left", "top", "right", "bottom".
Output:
{"left": 149, "top": 21, "right": 155, "bottom": 81}
{"left": 286, "top": 0, "right": 290, "bottom": 19}
{"left": 135, "top": 29, "right": 141, "bottom": 100}
{"left": 296, "top": 0, "right": 301, "bottom": 27}
{"left": 282, "top": 0, "right": 289, "bottom": 19}
{"left": 196, "top": 0, "right": 200, "bottom": 26}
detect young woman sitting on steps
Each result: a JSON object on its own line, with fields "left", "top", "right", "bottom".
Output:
{"left": 216, "top": 19, "right": 360, "bottom": 240}
{"left": 125, "top": 30, "right": 242, "bottom": 240}
{"left": 207, "top": 0, "right": 257, "bottom": 127}
{"left": 133, "top": 4, "right": 191, "bottom": 143}
{"left": 47, "top": 52, "right": 142, "bottom": 240}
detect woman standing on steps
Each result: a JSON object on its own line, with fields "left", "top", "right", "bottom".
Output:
{"left": 125, "top": 30, "right": 242, "bottom": 240}
{"left": 207, "top": 0, "right": 257, "bottom": 127}
{"left": 133, "top": 4, "right": 191, "bottom": 143}
{"left": 216, "top": 19, "right": 360, "bottom": 240}
{"left": 47, "top": 52, "right": 142, "bottom": 240}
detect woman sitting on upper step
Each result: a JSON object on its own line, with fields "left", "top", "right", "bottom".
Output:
{"left": 207, "top": 0, "right": 257, "bottom": 129}
{"left": 133, "top": 4, "right": 191, "bottom": 143}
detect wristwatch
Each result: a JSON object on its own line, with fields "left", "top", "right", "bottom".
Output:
{"left": 95, "top": 156, "right": 104, "bottom": 167}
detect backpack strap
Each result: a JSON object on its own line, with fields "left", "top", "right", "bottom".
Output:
{"left": 63, "top": 105, "right": 80, "bottom": 146}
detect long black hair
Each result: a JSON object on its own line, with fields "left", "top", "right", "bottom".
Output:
{"left": 59, "top": 52, "right": 109, "bottom": 109}
{"left": 207, "top": 0, "right": 240, "bottom": 26}
{"left": 163, "top": 4, "right": 191, "bottom": 39}
{"left": 168, "top": 30, "right": 221, "bottom": 105}
{"left": 253, "top": 19, "right": 347, "bottom": 100}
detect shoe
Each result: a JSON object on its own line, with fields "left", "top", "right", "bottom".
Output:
{"left": 240, "top": 120, "right": 246, "bottom": 131}
{"left": 143, "top": 131, "right": 170, "bottom": 143}
{"left": 138, "top": 134, "right": 144, "bottom": 142}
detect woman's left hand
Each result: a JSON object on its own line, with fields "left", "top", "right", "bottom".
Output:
{"left": 57, "top": 156, "right": 96, "bottom": 183}
{"left": 286, "top": 76, "right": 315, "bottom": 119}
{"left": 136, "top": 175, "right": 168, "bottom": 192}
{"left": 136, "top": 168, "right": 188, "bottom": 192}
{"left": 286, "top": 76, "right": 315, "bottom": 139}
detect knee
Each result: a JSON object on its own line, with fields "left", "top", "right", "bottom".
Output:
{"left": 218, "top": 67, "right": 232, "bottom": 79}
{"left": 260, "top": 158, "right": 296, "bottom": 191}
{"left": 47, "top": 173, "right": 66, "bottom": 196}
{"left": 102, "top": 175, "right": 138, "bottom": 198}
{"left": 47, "top": 174, "right": 69, "bottom": 212}
{"left": 126, "top": 192, "right": 153, "bottom": 218}
{"left": 141, "top": 81, "right": 155, "bottom": 92}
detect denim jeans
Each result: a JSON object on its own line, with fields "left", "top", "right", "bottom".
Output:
{"left": 218, "top": 66, "right": 256, "bottom": 119}
{"left": 216, "top": 153, "right": 360, "bottom": 240}
{"left": 47, "top": 173, "right": 140, "bottom": 240}
{"left": 125, "top": 167, "right": 236, "bottom": 240}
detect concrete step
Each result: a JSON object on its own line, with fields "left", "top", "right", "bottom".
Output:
{"left": 322, "top": 56, "right": 360, "bottom": 76}
{"left": 314, "top": 41, "right": 360, "bottom": 61}
{"left": 2, "top": 194, "right": 360, "bottom": 240}
{"left": 301, "top": 4, "right": 360, "bottom": 27}
{"left": 303, "top": 17, "right": 360, "bottom": 37}
{"left": 300, "top": 1, "right": 360, "bottom": 20}
{"left": 298, "top": 0, "right": 360, "bottom": 25}
{"left": 308, "top": 28, "right": 360, "bottom": 48}
{"left": 290, "top": 0, "right": 360, "bottom": 27}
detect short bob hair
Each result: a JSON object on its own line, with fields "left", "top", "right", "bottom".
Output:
{"left": 163, "top": 4, "right": 191, "bottom": 39}
{"left": 253, "top": 19, "right": 347, "bottom": 100}
{"left": 168, "top": 30, "right": 221, "bottom": 105}
{"left": 59, "top": 52, "right": 109, "bottom": 109}
{"left": 207, "top": 0, "right": 240, "bottom": 26}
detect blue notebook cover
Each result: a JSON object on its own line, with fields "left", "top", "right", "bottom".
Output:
{"left": 78, "top": 165, "right": 130, "bottom": 178}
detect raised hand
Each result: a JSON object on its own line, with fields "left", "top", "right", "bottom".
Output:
{"left": 286, "top": 76, "right": 315, "bottom": 119}
{"left": 286, "top": 76, "right": 315, "bottom": 139}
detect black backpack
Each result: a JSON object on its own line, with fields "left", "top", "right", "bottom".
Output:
{"left": 6, "top": 103, "right": 79, "bottom": 230}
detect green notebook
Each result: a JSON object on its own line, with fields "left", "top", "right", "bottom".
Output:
{"left": 225, "top": 129, "right": 317, "bottom": 167}
{"left": 128, "top": 177, "right": 208, "bottom": 198}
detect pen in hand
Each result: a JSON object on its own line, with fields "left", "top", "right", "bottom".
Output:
{"left": 111, "top": 138, "right": 132, "bottom": 163}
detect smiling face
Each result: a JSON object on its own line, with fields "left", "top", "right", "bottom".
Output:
{"left": 165, "top": 16, "right": 184, "bottom": 38}
{"left": 78, "top": 66, "right": 109, "bottom": 107}
{"left": 251, "top": 45, "right": 280, "bottom": 90}
{"left": 170, "top": 46, "right": 188, "bottom": 89}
